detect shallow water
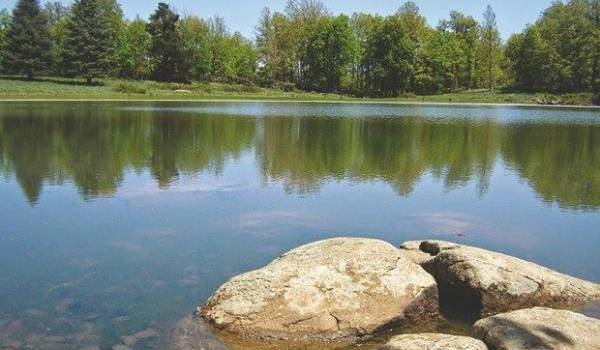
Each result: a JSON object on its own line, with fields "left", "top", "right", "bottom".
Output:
{"left": 0, "top": 101, "right": 599, "bottom": 349}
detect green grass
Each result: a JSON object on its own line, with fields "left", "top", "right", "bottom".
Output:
{"left": 0, "top": 76, "right": 349, "bottom": 101}
{"left": 0, "top": 76, "right": 596, "bottom": 106}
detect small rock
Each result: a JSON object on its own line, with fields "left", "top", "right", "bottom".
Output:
{"left": 399, "top": 240, "right": 458, "bottom": 265}
{"left": 473, "top": 307, "right": 600, "bottom": 350}
{"left": 379, "top": 333, "right": 488, "bottom": 350}
{"left": 112, "top": 345, "right": 132, "bottom": 350}
{"left": 401, "top": 240, "right": 600, "bottom": 319}
{"left": 0, "top": 320, "right": 23, "bottom": 337}
{"left": 120, "top": 328, "right": 160, "bottom": 347}
{"left": 24, "top": 309, "right": 45, "bottom": 318}
{"left": 201, "top": 238, "right": 439, "bottom": 343}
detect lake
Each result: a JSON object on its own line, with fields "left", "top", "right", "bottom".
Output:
{"left": 0, "top": 101, "right": 599, "bottom": 349}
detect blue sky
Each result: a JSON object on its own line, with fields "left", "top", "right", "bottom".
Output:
{"left": 1, "top": 0, "right": 554, "bottom": 39}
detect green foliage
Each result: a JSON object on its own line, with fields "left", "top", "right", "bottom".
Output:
{"left": 112, "top": 81, "right": 147, "bottom": 94}
{"left": 304, "top": 15, "right": 356, "bottom": 92}
{"left": 99, "top": 0, "right": 126, "bottom": 74}
{"left": 178, "top": 15, "right": 258, "bottom": 84}
{"left": 116, "top": 17, "right": 151, "bottom": 79}
{"left": 0, "top": 9, "right": 10, "bottom": 72}
{"left": 147, "top": 2, "right": 188, "bottom": 82}
{"left": 365, "top": 15, "right": 416, "bottom": 96}
{"left": 2, "top": 0, "right": 52, "bottom": 79}
{"left": 508, "top": 0, "right": 599, "bottom": 92}
{"left": 59, "top": 0, "right": 113, "bottom": 83}
{"left": 416, "top": 30, "right": 464, "bottom": 94}
{"left": 439, "top": 11, "right": 479, "bottom": 89}
{"left": 478, "top": 5, "right": 503, "bottom": 89}
{"left": 178, "top": 15, "right": 212, "bottom": 81}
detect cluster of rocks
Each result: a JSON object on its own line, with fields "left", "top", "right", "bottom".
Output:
{"left": 171, "top": 238, "right": 600, "bottom": 350}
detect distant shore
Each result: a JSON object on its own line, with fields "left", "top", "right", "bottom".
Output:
{"left": 1, "top": 77, "right": 597, "bottom": 108}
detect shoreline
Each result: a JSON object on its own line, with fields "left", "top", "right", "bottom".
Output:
{"left": 1, "top": 97, "right": 599, "bottom": 109}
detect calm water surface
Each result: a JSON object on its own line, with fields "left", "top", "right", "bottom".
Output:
{"left": 0, "top": 102, "right": 599, "bottom": 349}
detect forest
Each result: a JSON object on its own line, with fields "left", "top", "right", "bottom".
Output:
{"left": 0, "top": 0, "right": 599, "bottom": 99}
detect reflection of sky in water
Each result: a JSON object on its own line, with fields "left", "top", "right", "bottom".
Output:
{"left": 123, "top": 102, "right": 600, "bottom": 124}
{"left": 0, "top": 102, "right": 599, "bottom": 349}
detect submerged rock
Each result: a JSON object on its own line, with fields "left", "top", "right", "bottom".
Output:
{"left": 379, "top": 333, "right": 488, "bottom": 350}
{"left": 201, "top": 238, "right": 439, "bottom": 343}
{"left": 473, "top": 307, "right": 600, "bottom": 350}
{"left": 120, "top": 328, "right": 160, "bottom": 347}
{"left": 400, "top": 240, "right": 600, "bottom": 319}
{"left": 170, "top": 315, "right": 229, "bottom": 350}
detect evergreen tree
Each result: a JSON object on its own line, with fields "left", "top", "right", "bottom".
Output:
{"left": 2, "top": 0, "right": 52, "bottom": 80}
{"left": 147, "top": 3, "right": 188, "bottom": 82}
{"left": 60, "top": 0, "right": 112, "bottom": 84}
{"left": 0, "top": 9, "right": 10, "bottom": 72}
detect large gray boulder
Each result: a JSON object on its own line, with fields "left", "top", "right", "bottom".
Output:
{"left": 473, "top": 307, "right": 600, "bottom": 350}
{"left": 400, "top": 240, "right": 600, "bottom": 319}
{"left": 379, "top": 333, "right": 488, "bottom": 350}
{"left": 201, "top": 238, "right": 439, "bottom": 343}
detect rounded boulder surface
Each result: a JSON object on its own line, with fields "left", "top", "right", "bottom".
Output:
{"left": 201, "top": 238, "right": 439, "bottom": 343}
{"left": 401, "top": 240, "right": 600, "bottom": 319}
{"left": 473, "top": 307, "right": 600, "bottom": 350}
{"left": 379, "top": 333, "right": 488, "bottom": 350}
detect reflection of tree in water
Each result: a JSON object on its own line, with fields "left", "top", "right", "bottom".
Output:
{"left": 257, "top": 117, "right": 498, "bottom": 196}
{"left": 502, "top": 123, "right": 600, "bottom": 210}
{"left": 1, "top": 105, "right": 599, "bottom": 210}
{"left": 0, "top": 106, "right": 256, "bottom": 203}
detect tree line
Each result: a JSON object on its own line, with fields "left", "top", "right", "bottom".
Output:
{"left": 0, "top": 0, "right": 598, "bottom": 97}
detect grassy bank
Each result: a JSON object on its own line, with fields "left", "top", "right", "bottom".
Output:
{"left": 0, "top": 76, "right": 597, "bottom": 106}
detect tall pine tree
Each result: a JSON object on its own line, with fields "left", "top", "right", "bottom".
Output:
{"left": 147, "top": 3, "right": 188, "bottom": 82}
{"left": 2, "top": 0, "right": 52, "bottom": 80}
{"left": 60, "top": 0, "right": 111, "bottom": 84}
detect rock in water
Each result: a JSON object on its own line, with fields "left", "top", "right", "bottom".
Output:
{"left": 170, "top": 315, "right": 229, "bottom": 350}
{"left": 400, "top": 240, "right": 600, "bottom": 319}
{"left": 473, "top": 307, "right": 600, "bottom": 350}
{"left": 201, "top": 238, "right": 439, "bottom": 343}
{"left": 379, "top": 333, "right": 488, "bottom": 350}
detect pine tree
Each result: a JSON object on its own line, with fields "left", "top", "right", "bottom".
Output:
{"left": 2, "top": 0, "right": 52, "bottom": 80}
{"left": 0, "top": 9, "right": 10, "bottom": 72}
{"left": 60, "top": 0, "right": 112, "bottom": 84}
{"left": 147, "top": 3, "right": 188, "bottom": 82}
